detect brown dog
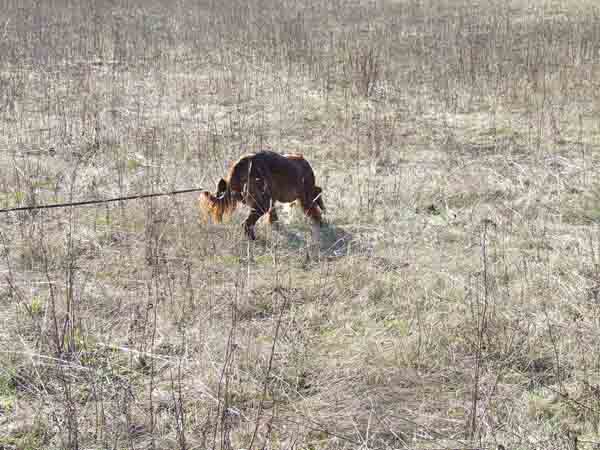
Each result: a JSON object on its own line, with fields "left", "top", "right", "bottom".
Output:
{"left": 199, "top": 151, "right": 325, "bottom": 240}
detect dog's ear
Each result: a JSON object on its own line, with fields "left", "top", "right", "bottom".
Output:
{"left": 217, "top": 178, "right": 227, "bottom": 194}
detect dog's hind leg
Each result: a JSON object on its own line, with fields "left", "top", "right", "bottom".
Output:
{"left": 266, "top": 202, "right": 278, "bottom": 225}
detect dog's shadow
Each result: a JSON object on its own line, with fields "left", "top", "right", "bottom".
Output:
{"left": 318, "top": 222, "right": 356, "bottom": 257}
{"left": 264, "top": 220, "right": 355, "bottom": 258}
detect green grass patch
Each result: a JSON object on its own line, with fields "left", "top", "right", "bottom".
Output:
{"left": 0, "top": 191, "right": 25, "bottom": 207}
{"left": 213, "top": 254, "right": 241, "bottom": 266}
{"left": 0, "top": 395, "right": 15, "bottom": 414}
{"left": 19, "top": 296, "right": 44, "bottom": 318}
{"left": 383, "top": 316, "right": 410, "bottom": 337}
{"left": 30, "top": 178, "right": 55, "bottom": 190}
{"left": 254, "top": 254, "right": 273, "bottom": 266}
{"left": 0, "top": 417, "right": 50, "bottom": 450}
{"left": 127, "top": 158, "right": 143, "bottom": 172}
{"left": 29, "top": 296, "right": 43, "bottom": 316}
{"left": 0, "top": 370, "right": 16, "bottom": 398}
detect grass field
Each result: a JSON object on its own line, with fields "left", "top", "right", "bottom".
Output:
{"left": 2, "top": 0, "right": 600, "bottom": 449}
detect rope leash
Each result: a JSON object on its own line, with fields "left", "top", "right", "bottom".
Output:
{"left": 0, "top": 187, "right": 206, "bottom": 214}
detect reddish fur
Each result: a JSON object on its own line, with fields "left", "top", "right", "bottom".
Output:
{"left": 199, "top": 150, "right": 326, "bottom": 239}
{"left": 198, "top": 191, "right": 237, "bottom": 224}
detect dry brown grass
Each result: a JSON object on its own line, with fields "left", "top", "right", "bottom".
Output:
{"left": 2, "top": 0, "right": 600, "bottom": 449}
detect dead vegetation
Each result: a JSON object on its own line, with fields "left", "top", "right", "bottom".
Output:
{"left": 1, "top": 0, "right": 600, "bottom": 449}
